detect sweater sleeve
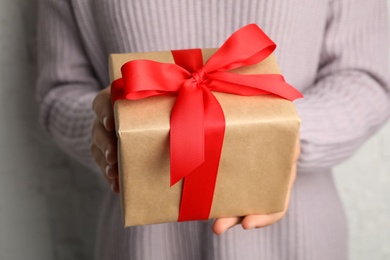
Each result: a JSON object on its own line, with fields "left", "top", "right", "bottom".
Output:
{"left": 36, "top": 0, "right": 100, "bottom": 172}
{"left": 295, "top": 0, "right": 390, "bottom": 171}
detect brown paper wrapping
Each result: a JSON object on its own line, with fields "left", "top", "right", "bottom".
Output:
{"left": 109, "top": 49, "right": 301, "bottom": 227}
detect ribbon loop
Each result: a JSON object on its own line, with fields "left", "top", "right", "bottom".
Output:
{"left": 170, "top": 83, "right": 205, "bottom": 186}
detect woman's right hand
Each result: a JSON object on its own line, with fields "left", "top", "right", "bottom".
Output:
{"left": 91, "top": 86, "right": 120, "bottom": 193}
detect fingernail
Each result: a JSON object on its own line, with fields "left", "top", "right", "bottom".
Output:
{"left": 105, "top": 149, "right": 110, "bottom": 160}
{"left": 103, "top": 116, "right": 108, "bottom": 129}
{"left": 105, "top": 165, "right": 111, "bottom": 176}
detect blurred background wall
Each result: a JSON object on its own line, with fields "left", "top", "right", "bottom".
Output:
{"left": 0, "top": 1, "right": 104, "bottom": 259}
{"left": 0, "top": 1, "right": 389, "bottom": 259}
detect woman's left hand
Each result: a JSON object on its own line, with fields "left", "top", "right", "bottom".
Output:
{"left": 212, "top": 138, "right": 300, "bottom": 235}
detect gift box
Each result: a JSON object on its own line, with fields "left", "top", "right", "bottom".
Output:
{"left": 110, "top": 24, "right": 302, "bottom": 227}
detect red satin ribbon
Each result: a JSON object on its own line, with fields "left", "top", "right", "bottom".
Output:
{"left": 111, "top": 24, "right": 303, "bottom": 221}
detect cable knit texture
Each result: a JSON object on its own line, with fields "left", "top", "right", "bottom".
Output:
{"left": 36, "top": 0, "right": 390, "bottom": 259}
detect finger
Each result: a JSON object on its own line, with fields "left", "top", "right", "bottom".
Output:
{"left": 293, "top": 133, "right": 301, "bottom": 162}
{"left": 283, "top": 164, "right": 297, "bottom": 211}
{"left": 91, "top": 144, "right": 114, "bottom": 184}
{"left": 241, "top": 212, "right": 285, "bottom": 230}
{"left": 91, "top": 119, "right": 117, "bottom": 165}
{"left": 112, "top": 177, "right": 120, "bottom": 194}
{"left": 92, "top": 87, "right": 116, "bottom": 131}
{"left": 105, "top": 163, "right": 119, "bottom": 179}
{"left": 212, "top": 217, "right": 242, "bottom": 236}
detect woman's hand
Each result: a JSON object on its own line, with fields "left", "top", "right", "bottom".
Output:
{"left": 91, "top": 87, "right": 120, "bottom": 193}
{"left": 212, "top": 139, "right": 300, "bottom": 235}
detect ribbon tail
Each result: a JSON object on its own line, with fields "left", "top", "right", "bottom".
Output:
{"left": 178, "top": 87, "right": 225, "bottom": 221}
{"left": 170, "top": 84, "right": 205, "bottom": 186}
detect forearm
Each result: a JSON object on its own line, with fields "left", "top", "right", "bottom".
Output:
{"left": 39, "top": 85, "right": 99, "bottom": 171}
{"left": 36, "top": 0, "right": 102, "bottom": 171}
{"left": 295, "top": 0, "right": 390, "bottom": 171}
{"left": 296, "top": 71, "right": 390, "bottom": 171}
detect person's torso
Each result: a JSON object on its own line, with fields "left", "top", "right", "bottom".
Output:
{"left": 71, "top": 0, "right": 330, "bottom": 92}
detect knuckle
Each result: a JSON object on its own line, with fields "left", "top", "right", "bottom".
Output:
{"left": 90, "top": 144, "right": 97, "bottom": 157}
{"left": 91, "top": 118, "right": 100, "bottom": 133}
{"left": 91, "top": 145, "right": 102, "bottom": 163}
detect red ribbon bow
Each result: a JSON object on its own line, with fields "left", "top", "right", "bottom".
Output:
{"left": 111, "top": 24, "right": 303, "bottom": 221}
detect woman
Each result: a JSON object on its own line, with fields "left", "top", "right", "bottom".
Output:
{"left": 36, "top": 0, "right": 390, "bottom": 259}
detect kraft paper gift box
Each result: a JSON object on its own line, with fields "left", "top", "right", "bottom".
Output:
{"left": 109, "top": 24, "right": 302, "bottom": 227}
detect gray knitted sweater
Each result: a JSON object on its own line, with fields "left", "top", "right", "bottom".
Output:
{"left": 36, "top": 0, "right": 390, "bottom": 259}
